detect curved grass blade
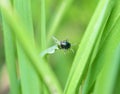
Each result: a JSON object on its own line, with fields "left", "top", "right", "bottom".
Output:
{"left": 64, "top": 0, "right": 114, "bottom": 93}
{"left": 82, "top": 0, "right": 120, "bottom": 93}
{"left": 2, "top": 14, "right": 20, "bottom": 94}
{"left": 0, "top": 0, "right": 62, "bottom": 94}
{"left": 94, "top": 42, "right": 120, "bottom": 94}
{"left": 14, "top": 0, "right": 41, "bottom": 94}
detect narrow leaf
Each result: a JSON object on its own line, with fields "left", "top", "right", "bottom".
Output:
{"left": 64, "top": 0, "right": 114, "bottom": 93}
{"left": 2, "top": 14, "right": 20, "bottom": 94}
{"left": 0, "top": 0, "right": 62, "bottom": 94}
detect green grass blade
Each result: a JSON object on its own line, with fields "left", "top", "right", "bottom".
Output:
{"left": 2, "top": 14, "right": 20, "bottom": 94}
{"left": 31, "top": 0, "right": 41, "bottom": 50}
{"left": 47, "top": 0, "right": 73, "bottom": 41}
{"left": 0, "top": 1, "right": 62, "bottom": 94}
{"left": 94, "top": 38, "right": 120, "bottom": 94}
{"left": 64, "top": 0, "right": 114, "bottom": 93}
{"left": 82, "top": 0, "right": 120, "bottom": 93}
{"left": 113, "top": 66, "right": 120, "bottom": 94}
{"left": 41, "top": 0, "right": 46, "bottom": 50}
{"left": 13, "top": 0, "right": 43, "bottom": 94}
{"left": 38, "top": 0, "right": 48, "bottom": 93}
{"left": 40, "top": 10, "right": 49, "bottom": 92}
{"left": 93, "top": 1, "right": 120, "bottom": 93}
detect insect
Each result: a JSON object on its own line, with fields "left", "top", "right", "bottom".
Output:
{"left": 40, "top": 37, "right": 73, "bottom": 57}
{"left": 58, "top": 40, "right": 71, "bottom": 49}
{"left": 52, "top": 36, "right": 73, "bottom": 52}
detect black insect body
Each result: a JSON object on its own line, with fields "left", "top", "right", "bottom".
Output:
{"left": 40, "top": 37, "right": 73, "bottom": 57}
{"left": 52, "top": 36, "right": 73, "bottom": 53}
{"left": 58, "top": 40, "right": 71, "bottom": 50}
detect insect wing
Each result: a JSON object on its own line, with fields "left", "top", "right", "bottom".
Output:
{"left": 52, "top": 36, "right": 60, "bottom": 45}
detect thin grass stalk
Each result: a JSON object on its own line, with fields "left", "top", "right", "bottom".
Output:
{"left": 2, "top": 15, "right": 20, "bottom": 94}
{"left": 13, "top": 0, "right": 41, "bottom": 94}
{"left": 47, "top": 0, "right": 73, "bottom": 42}
{"left": 41, "top": 0, "right": 46, "bottom": 50}
{"left": 0, "top": 1, "right": 62, "bottom": 94}
{"left": 40, "top": 0, "right": 49, "bottom": 93}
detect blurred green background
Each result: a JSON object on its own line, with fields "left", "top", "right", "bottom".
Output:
{"left": 0, "top": 0, "right": 98, "bottom": 93}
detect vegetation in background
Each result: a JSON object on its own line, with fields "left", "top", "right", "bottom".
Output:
{"left": 0, "top": 0, "right": 120, "bottom": 94}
